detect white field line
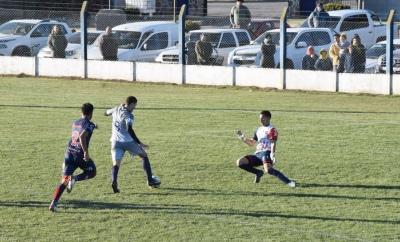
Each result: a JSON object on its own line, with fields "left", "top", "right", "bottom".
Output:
{"left": 194, "top": 214, "right": 373, "bottom": 242}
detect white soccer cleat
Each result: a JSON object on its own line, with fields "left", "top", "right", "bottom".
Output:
{"left": 49, "top": 200, "right": 58, "bottom": 212}
{"left": 66, "top": 176, "right": 75, "bottom": 193}
{"left": 287, "top": 180, "right": 296, "bottom": 188}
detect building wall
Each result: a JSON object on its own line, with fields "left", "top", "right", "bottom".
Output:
{"left": 363, "top": 0, "right": 400, "bottom": 21}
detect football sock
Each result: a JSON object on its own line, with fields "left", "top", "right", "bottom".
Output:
{"left": 111, "top": 165, "right": 119, "bottom": 183}
{"left": 52, "top": 183, "right": 67, "bottom": 202}
{"left": 267, "top": 168, "right": 290, "bottom": 184}
{"left": 238, "top": 164, "right": 262, "bottom": 174}
{"left": 141, "top": 157, "right": 153, "bottom": 181}
{"left": 75, "top": 170, "right": 97, "bottom": 181}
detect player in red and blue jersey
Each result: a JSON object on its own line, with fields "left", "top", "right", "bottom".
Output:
{"left": 49, "top": 103, "right": 98, "bottom": 212}
{"left": 235, "top": 110, "right": 296, "bottom": 187}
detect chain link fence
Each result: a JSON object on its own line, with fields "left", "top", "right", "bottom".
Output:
{"left": 0, "top": 6, "right": 399, "bottom": 73}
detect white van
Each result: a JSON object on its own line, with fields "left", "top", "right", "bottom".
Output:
{"left": 87, "top": 21, "right": 179, "bottom": 62}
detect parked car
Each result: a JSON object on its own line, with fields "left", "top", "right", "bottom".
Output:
{"left": 364, "top": 39, "right": 400, "bottom": 73}
{"left": 0, "top": 19, "right": 74, "bottom": 56}
{"left": 37, "top": 30, "right": 104, "bottom": 59}
{"left": 155, "top": 28, "right": 251, "bottom": 65}
{"left": 227, "top": 27, "right": 336, "bottom": 69}
{"left": 247, "top": 18, "right": 290, "bottom": 40}
{"left": 375, "top": 48, "right": 400, "bottom": 74}
{"left": 87, "top": 21, "right": 179, "bottom": 62}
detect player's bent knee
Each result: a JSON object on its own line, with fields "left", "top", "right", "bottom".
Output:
{"left": 236, "top": 157, "right": 248, "bottom": 167}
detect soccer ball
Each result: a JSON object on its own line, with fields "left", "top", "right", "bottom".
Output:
{"left": 149, "top": 175, "right": 161, "bottom": 189}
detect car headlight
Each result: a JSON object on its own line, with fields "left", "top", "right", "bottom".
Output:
{"left": 155, "top": 54, "right": 162, "bottom": 62}
{"left": 66, "top": 50, "right": 77, "bottom": 56}
{"left": 227, "top": 51, "right": 235, "bottom": 65}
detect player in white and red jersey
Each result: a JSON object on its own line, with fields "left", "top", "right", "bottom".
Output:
{"left": 235, "top": 110, "right": 296, "bottom": 187}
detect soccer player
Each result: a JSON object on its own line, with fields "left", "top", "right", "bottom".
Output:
{"left": 104, "top": 96, "right": 160, "bottom": 193}
{"left": 235, "top": 110, "right": 296, "bottom": 187}
{"left": 49, "top": 103, "right": 98, "bottom": 212}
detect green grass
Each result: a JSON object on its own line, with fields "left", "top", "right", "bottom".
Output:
{"left": 0, "top": 76, "right": 399, "bottom": 242}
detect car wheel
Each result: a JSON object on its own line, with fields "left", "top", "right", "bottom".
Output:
{"left": 12, "top": 46, "right": 31, "bottom": 56}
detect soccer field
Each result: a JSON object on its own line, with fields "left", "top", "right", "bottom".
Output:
{"left": 0, "top": 76, "right": 399, "bottom": 241}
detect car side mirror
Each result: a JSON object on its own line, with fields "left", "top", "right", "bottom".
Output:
{"left": 296, "top": 41, "right": 307, "bottom": 48}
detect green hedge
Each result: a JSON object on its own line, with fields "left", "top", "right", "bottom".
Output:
{"left": 324, "top": 3, "right": 351, "bottom": 11}
{"left": 185, "top": 20, "right": 200, "bottom": 33}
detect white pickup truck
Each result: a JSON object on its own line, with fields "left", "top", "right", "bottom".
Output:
{"left": 300, "top": 9, "right": 398, "bottom": 49}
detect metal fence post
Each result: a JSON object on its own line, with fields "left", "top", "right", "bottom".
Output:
{"left": 386, "top": 9, "right": 395, "bottom": 95}
{"left": 179, "top": 4, "right": 186, "bottom": 84}
{"left": 279, "top": 7, "right": 288, "bottom": 90}
{"left": 80, "top": 1, "right": 88, "bottom": 78}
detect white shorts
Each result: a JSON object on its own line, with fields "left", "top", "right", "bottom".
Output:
{"left": 111, "top": 140, "right": 144, "bottom": 161}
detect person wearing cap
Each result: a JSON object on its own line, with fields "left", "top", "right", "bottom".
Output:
{"left": 329, "top": 33, "right": 341, "bottom": 72}
{"left": 195, "top": 33, "right": 213, "bottom": 65}
{"left": 260, "top": 33, "right": 275, "bottom": 68}
{"left": 307, "top": 2, "right": 329, "bottom": 28}
{"left": 229, "top": 0, "right": 251, "bottom": 29}
{"left": 315, "top": 48, "right": 332, "bottom": 71}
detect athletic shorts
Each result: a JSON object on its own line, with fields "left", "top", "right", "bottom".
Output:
{"left": 111, "top": 140, "right": 144, "bottom": 161}
{"left": 62, "top": 152, "right": 96, "bottom": 177}
{"left": 246, "top": 150, "right": 273, "bottom": 166}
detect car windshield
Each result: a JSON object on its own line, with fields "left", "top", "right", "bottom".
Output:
{"left": 0, "top": 22, "right": 35, "bottom": 35}
{"left": 113, "top": 31, "right": 141, "bottom": 49}
{"left": 188, "top": 33, "right": 221, "bottom": 46}
{"left": 252, "top": 32, "right": 297, "bottom": 46}
{"left": 299, "top": 16, "right": 341, "bottom": 29}
{"left": 67, "top": 32, "right": 102, "bottom": 45}
{"left": 366, "top": 43, "right": 400, "bottom": 58}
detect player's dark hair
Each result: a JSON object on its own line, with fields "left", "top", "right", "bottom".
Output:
{"left": 126, "top": 96, "right": 138, "bottom": 106}
{"left": 81, "top": 103, "right": 94, "bottom": 116}
{"left": 334, "top": 33, "right": 340, "bottom": 38}
{"left": 260, "top": 110, "right": 271, "bottom": 118}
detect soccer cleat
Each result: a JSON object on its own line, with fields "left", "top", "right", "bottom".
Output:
{"left": 66, "top": 176, "right": 75, "bottom": 193}
{"left": 49, "top": 200, "right": 58, "bottom": 212}
{"left": 287, "top": 180, "right": 296, "bottom": 188}
{"left": 111, "top": 182, "right": 120, "bottom": 193}
{"left": 254, "top": 170, "right": 264, "bottom": 183}
{"left": 147, "top": 178, "right": 161, "bottom": 188}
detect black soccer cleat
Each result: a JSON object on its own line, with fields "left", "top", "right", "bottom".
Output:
{"left": 111, "top": 182, "right": 120, "bottom": 193}
{"left": 254, "top": 170, "right": 264, "bottom": 183}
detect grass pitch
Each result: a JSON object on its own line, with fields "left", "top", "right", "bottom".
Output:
{"left": 0, "top": 76, "right": 399, "bottom": 242}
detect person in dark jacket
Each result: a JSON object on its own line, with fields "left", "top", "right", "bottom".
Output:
{"left": 315, "top": 48, "right": 333, "bottom": 71}
{"left": 99, "top": 26, "right": 118, "bottom": 61}
{"left": 350, "top": 34, "right": 366, "bottom": 73}
{"left": 307, "top": 2, "right": 329, "bottom": 28}
{"left": 260, "top": 34, "right": 275, "bottom": 68}
{"left": 47, "top": 25, "right": 68, "bottom": 58}
{"left": 195, "top": 33, "right": 213, "bottom": 65}
{"left": 302, "top": 46, "right": 319, "bottom": 70}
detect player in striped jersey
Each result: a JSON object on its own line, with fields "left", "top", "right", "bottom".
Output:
{"left": 49, "top": 103, "right": 98, "bottom": 212}
{"left": 235, "top": 110, "right": 296, "bottom": 187}
{"left": 104, "top": 96, "right": 160, "bottom": 193}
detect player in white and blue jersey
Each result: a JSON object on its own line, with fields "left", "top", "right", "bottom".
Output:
{"left": 104, "top": 96, "right": 160, "bottom": 193}
{"left": 49, "top": 103, "right": 98, "bottom": 212}
{"left": 235, "top": 110, "right": 296, "bottom": 187}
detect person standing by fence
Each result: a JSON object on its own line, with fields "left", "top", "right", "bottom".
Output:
{"left": 195, "top": 33, "right": 213, "bottom": 65}
{"left": 229, "top": 0, "right": 251, "bottom": 29}
{"left": 260, "top": 34, "right": 275, "bottom": 68}
{"left": 99, "top": 26, "right": 118, "bottom": 61}
{"left": 47, "top": 25, "right": 68, "bottom": 58}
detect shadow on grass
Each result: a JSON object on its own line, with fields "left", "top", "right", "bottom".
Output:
{"left": 0, "top": 199, "right": 398, "bottom": 225}
{"left": 300, "top": 183, "right": 400, "bottom": 190}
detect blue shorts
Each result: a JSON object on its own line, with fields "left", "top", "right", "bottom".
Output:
{"left": 111, "top": 140, "right": 144, "bottom": 161}
{"left": 246, "top": 150, "right": 273, "bottom": 166}
{"left": 62, "top": 152, "right": 96, "bottom": 177}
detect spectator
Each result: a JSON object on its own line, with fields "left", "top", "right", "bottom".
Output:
{"left": 345, "top": 45, "right": 365, "bottom": 73}
{"left": 260, "top": 34, "right": 275, "bottom": 68}
{"left": 315, "top": 48, "right": 332, "bottom": 71}
{"left": 195, "top": 33, "right": 213, "bottom": 65}
{"left": 98, "top": 26, "right": 118, "bottom": 61}
{"left": 329, "top": 33, "right": 341, "bottom": 72}
{"left": 229, "top": 0, "right": 251, "bottom": 29}
{"left": 302, "top": 46, "right": 319, "bottom": 70}
{"left": 336, "top": 32, "right": 350, "bottom": 73}
{"left": 47, "top": 25, "right": 68, "bottom": 58}
{"left": 185, "top": 37, "right": 197, "bottom": 65}
{"left": 351, "top": 34, "right": 366, "bottom": 73}
{"left": 307, "top": 2, "right": 329, "bottom": 28}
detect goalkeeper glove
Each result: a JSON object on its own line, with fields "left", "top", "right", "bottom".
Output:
{"left": 235, "top": 130, "right": 246, "bottom": 141}
{"left": 270, "top": 152, "right": 276, "bottom": 165}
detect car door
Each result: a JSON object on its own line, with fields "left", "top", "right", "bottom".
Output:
{"left": 138, "top": 31, "right": 169, "bottom": 62}
{"left": 29, "top": 23, "right": 52, "bottom": 55}
{"left": 217, "top": 32, "right": 237, "bottom": 65}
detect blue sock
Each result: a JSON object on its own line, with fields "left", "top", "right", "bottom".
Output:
{"left": 75, "top": 170, "right": 96, "bottom": 181}
{"left": 268, "top": 168, "right": 290, "bottom": 184}
{"left": 238, "top": 164, "right": 262, "bottom": 175}
{"left": 111, "top": 165, "right": 119, "bottom": 183}
{"left": 141, "top": 157, "right": 152, "bottom": 181}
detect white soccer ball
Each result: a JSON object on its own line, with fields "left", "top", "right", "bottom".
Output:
{"left": 150, "top": 175, "right": 161, "bottom": 189}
